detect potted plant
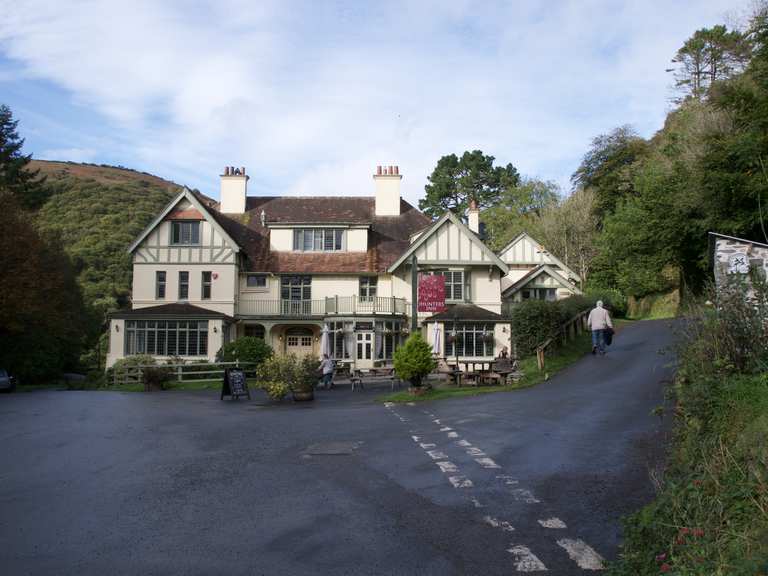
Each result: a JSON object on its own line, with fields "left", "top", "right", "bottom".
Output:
{"left": 291, "top": 356, "right": 318, "bottom": 402}
{"left": 393, "top": 332, "right": 437, "bottom": 394}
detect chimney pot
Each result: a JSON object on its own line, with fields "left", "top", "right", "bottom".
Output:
{"left": 377, "top": 165, "right": 382, "bottom": 175}
{"left": 224, "top": 166, "right": 230, "bottom": 176}
{"left": 394, "top": 165, "right": 399, "bottom": 175}
{"left": 241, "top": 166, "right": 246, "bottom": 176}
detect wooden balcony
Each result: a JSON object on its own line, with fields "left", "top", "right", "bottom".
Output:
{"left": 237, "top": 296, "right": 408, "bottom": 318}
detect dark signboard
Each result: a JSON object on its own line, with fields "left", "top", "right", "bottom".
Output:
{"left": 221, "top": 368, "right": 251, "bottom": 400}
{"left": 418, "top": 274, "right": 446, "bottom": 313}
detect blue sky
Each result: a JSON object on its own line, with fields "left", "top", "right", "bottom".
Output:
{"left": 0, "top": 0, "right": 745, "bottom": 205}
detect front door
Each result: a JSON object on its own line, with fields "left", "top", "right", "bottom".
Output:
{"left": 286, "top": 332, "right": 314, "bottom": 357}
{"left": 356, "top": 332, "right": 373, "bottom": 369}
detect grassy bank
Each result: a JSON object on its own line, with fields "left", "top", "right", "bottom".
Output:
{"left": 381, "top": 322, "right": 632, "bottom": 403}
{"left": 609, "top": 288, "right": 768, "bottom": 575}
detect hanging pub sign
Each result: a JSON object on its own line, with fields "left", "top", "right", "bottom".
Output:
{"left": 418, "top": 274, "right": 446, "bottom": 313}
{"left": 221, "top": 367, "right": 251, "bottom": 400}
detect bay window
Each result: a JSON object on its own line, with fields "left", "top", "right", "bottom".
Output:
{"left": 444, "top": 322, "right": 494, "bottom": 358}
{"left": 125, "top": 320, "right": 209, "bottom": 357}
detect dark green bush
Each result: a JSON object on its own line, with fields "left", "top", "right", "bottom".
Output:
{"left": 509, "top": 300, "right": 563, "bottom": 357}
{"left": 393, "top": 333, "right": 437, "bottom": 387}
{"left": 216, "top": 337, "right": 273, "bottom": 366}
{"left": 585, "top": 287, "right": 628, "bottom": 318}
{"left": 142, "top": 366, "right": 172, "bottom": 390}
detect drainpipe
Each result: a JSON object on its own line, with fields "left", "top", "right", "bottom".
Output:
{"left": 411, "top": 254, "right": 418, "bottom": 333}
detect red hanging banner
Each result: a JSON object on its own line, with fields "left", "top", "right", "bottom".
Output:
{"left": 418, "top": 274, "right": 446, "bottom": 313}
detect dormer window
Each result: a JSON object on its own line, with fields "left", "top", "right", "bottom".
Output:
{"left": 293, "top": 229, "right": 344, "bottom": 252}
{"left": 171, "top": 221, "right": 200, "bottom": 245}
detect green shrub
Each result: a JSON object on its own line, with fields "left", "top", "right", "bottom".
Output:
{"left": 142, "top": 366, "right": 172, "bottom": 390}
{"left": 509, "top": 300, "right": 562, "bottom": 356}
{"left": 585, "top": 287, "right": 628, "bottom": 318}
{"left": 393, "top": 333, "right": 436, "bottom": 387}
{"left": 261, "top": 380, "right": 290, "bottom": 400}
{"left": 611, "top": 280, "right": 768, "bottom": 575}
{"left": 255, "top": 354, "right": 319, "bottom": 395}
{"left": 217, "top": 337, "right": 273, "bottom": 366}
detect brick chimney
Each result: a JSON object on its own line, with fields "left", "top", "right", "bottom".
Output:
{"left": 467, "top": 198, "right": 480, "bottom": 233}
{"left": 373, "top": 165, "right": 402, "bottom": 216}
{"left": 220, "top": 166, "right": 248, "bottom": 214}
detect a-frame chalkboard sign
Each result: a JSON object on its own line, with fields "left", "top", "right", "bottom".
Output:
{"left": 221, "top": 367, "right": 251, "bottom": 400}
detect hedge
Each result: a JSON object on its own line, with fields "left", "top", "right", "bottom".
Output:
{"left": 509, "top": 291, "right": 627, "bottom": 357}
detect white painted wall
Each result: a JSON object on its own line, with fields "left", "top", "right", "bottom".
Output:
{"left": 106, "top": 319, "right": 125, "bottom": 368}
{"left": 346, "top": 229, "right": 368, "bottom": 252}
{"left": 270, "top": 229, "right": 293, "bottom": 251}
{"left": 374, "top": 173, "right": 401, "bottom": 216}
{"left": 132, "top": 264, "right": 237, "bottom": 315}
{"left": 220, "top": 174, "right": 247, "bottom": 214}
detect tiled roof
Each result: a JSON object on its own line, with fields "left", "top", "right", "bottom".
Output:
{"left": 197, "top": 193, "right": 431, "bottom": 274}
{"left": 110, "top": 303, "right": 234, "bottom": 321}
{"left": 426, "top": 304, "right": 505, "bottom": 322}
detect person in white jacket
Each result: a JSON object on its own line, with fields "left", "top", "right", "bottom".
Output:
{"left": 587, "top": 300, "right": 613, "bottom": 355}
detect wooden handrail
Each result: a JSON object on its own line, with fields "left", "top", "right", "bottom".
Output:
{"left": 535, "top": 308, "right": 591, "bottom": 371}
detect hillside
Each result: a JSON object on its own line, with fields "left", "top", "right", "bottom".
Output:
{"left": 29, "top": 160, "right": 183, "bottom": 318}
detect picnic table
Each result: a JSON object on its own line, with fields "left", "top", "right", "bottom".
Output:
{"left": 350, "top": 368, "right": 401, "bottom": 392}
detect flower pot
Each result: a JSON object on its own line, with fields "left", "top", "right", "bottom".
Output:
{"left": 292, "top": 390, "right": 315, "bottom": 402}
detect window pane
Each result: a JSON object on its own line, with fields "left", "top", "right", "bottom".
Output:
{"left": 314, "top": 230, "right": 323, "bottom": 251}
{"left": 191, "top": 222, "right": 200, "bottom": 244}
{"left": 188, "top": 331, "right": 198, "bottom": 355}
{"left": 199, "top": 330, "right": 208, "bottom": 355}
{"left": 167, "top": 330, "right": 177, "bottom": 355}
{"left": 303, "top": 230, "right": 313, "bottom": 251}
{"left": 335, "top": 230, "right": 343, "bottom": 250}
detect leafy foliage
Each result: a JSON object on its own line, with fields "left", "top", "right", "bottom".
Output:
{"left": 0, "top": 104, "right": 47, "bottom": 209}
{"left": 0, "top": 189, "right": 88, "bottom": 382}
{"left": 508, "top": 300, "right": 563, "bottom": 357}
{"left": 217, "top": 336, "right": 273, "bottom": 366}
{"left": 419, "top": 150, "right": 520, "bottom": 220}
{"left": 256, "top": 354, "right": 319, "bottom": 395}
{"left": 393, "top": 333, "right": 437, "bottom": 387}
{"left": 610, "top": 281, "right": 768, "bottom": 575}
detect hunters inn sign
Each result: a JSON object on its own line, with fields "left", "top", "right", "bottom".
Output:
{"left": 417, "top": 274, "right": 446, "bottom": 313}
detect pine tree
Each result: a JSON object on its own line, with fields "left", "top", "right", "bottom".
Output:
{"left": 0, "top": 104, "right": 46, "bottom": 208}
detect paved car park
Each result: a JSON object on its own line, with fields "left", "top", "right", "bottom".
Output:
{"left": 0, "top": 320, "right": 674, "bottom": 575}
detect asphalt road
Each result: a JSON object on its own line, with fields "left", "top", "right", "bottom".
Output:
{"left": 0, "top": 319, "right": 676, "bottom": 575}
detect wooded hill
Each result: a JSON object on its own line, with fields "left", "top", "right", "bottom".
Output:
{"left": 29, "top": 160, "right": 181, "bottom": 317}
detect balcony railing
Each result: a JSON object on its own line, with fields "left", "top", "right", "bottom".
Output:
{"left": 237, "top": 296, "right": 408, "bottom": 317}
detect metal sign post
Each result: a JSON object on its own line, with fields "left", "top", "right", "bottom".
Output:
{"left": 411, "top": 254, "right": 418, "bottom": 333}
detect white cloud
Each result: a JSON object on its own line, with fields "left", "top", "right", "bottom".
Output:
{"left": 39, "top": 147, "right": 97, "bottom": 163}
{"left": 0, "top": 0, "right": 740, "bottom": 203}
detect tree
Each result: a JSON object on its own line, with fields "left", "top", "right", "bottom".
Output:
{"left": 669, "top": 25, "right": 750, "bottom": 102}
{"left": 419, "top": 150, "right": 520, "bottom": 219}
{"left": 528, "top": 187, "right": 599, "bottom": 288}
{"left": 570, "top": 125, "right": 648, "bottom": 221}
{"left": 483, "top": 178, "right": 560, "bottom": 250}
{"left": 0, "top": 104, "right": 46, "bottom": 209}
{"left": 0, "top": 190, "right": 87, "bottom": 381}
{"left": 393, "top": 333, "right": 437, "bottom": 388}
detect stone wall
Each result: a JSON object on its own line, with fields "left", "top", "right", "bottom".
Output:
{"left": 713, "top": 236, "right": 768, "bottom": 292}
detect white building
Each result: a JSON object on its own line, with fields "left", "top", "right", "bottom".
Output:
{"left": 107, "top": 165, "right": 512, "bottom": 369}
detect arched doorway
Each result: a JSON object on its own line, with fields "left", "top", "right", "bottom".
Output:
{"left": 285, "top": 327, "right": 314, "bottom": 357}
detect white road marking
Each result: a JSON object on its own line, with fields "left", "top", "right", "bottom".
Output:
{"left": 384, "top": 402, "right": 395, "bottom": 408}
{"left": 538, "top": 518, "right": 567, "bottom": 529}
{"left": 456, "top": 439, "right": 472, "bottom": 447}
{"left": 419, "top": 442, "right": 436, "bottom": 449}
{"left": 483, "top": 515, "right": 515, "bottom": 532}
{"left": 436, "top": 461, "right": 458, "bottom": 473}
{"left": 432, "top": 419, "right": 441, "bottom": 424}
{"left": 511, "top": 488, "right": 540, "bottom": 503}
{"left": 508, "top": 545, "right": 548, "bottom": 572}
{"left": 427, "top": 450, "right": 449, "bottom": 460}
{"left": 406, "top": 402, "right": 415, "bottom": 406}
{"left": 556, "top": 539, "right": 605, "bottom": 570}
{"left": 411, "top": 435, "right": 421, "bottom": 442}
{"left": 447, "top": 475, "right": 474, "bottom": 488}
{"left": 447, "top": 431, "right": 459, "bottom": 438}
{"left": 497, "top": 475, "right": 519, "bottom": 485}
{"left": 470, "top": 497, "right": 485, "bottom": 508}
{"left": 466, "top": 447, "right": 486, "bottom": 456}
{"left": 475, "top": 457, "right": 501, "bottom": 469}
{"left": 439, "top": 426, "right": 453, "bottom": 432}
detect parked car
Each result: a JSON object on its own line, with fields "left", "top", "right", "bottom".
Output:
{"left": 0, "top": 368, "right": 16, "bottom": 392}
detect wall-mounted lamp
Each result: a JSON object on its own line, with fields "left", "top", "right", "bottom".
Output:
{"left": 213, "top": 326, "right": 218, "bottom": 333}
{"left": 115, "top": 324, "right": 119, "bottom": 332}
{"left": 502, "top": 326, "right": 507, "bottom": 333}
